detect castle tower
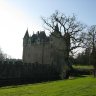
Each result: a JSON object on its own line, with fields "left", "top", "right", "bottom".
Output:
{"left": 55, "top": 23, "right": 59, "bottom": 32}
{"left": 23, "top": 29, "right": 29, "bottom": 46}
{"left": 23, "top": 29, "right": 29, "bottom": 62}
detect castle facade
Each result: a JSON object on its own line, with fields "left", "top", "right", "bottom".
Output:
{"left": 23, "top": 25, "right": 66, "bottom": 65}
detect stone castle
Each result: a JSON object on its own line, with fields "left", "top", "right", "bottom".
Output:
{"left": 23, "top": 24, "right": 66, "bottom": 65}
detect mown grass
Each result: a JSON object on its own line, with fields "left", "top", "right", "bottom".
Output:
{"left": 73, "top": 65, "right": 93, "bottom": 70}
{"left": 0, "top": 76, "right": 96, "bottom": 96}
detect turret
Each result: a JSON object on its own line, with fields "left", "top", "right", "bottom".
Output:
{"left": 39, "top": 31, "right": 46, "bottom": 42}
{"left": 55, "top": 23, "right": 59, "bottom": 32}
{"left": 51, "top": 23, "right": 61, "bottom": 37}
{"left": 23, "top": 29, "right": 29, "bottom": 46}
{"left": 50, "top": 24, "right": 61, "bottom": 44}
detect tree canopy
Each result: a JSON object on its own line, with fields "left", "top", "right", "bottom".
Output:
{"left": 42, "top": 11, "right": 86, "bottom": 60}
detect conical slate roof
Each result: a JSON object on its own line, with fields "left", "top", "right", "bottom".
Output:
{"left": 24, "top": 29, "right": 29, "bottom": 38}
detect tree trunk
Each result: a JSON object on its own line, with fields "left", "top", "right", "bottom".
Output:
{"left": 93, "top": 64, "right": 96, "bottom": 77}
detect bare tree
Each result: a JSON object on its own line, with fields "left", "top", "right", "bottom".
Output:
{"left": 42, "top": 11, "right": 86, "bottom": 61}
{"left": 85, "top": 25, "right": 96, "bottom": 77}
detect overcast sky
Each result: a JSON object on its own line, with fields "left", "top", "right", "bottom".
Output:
{"left": 0, "top": 0, "right": 96, "bottom": 59}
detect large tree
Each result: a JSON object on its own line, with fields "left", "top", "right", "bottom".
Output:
{"left": 85, "top": 25, "right": 96, "bottom": 77}
{"left": 42, "top": 11, "right": 86, "bottom": 62}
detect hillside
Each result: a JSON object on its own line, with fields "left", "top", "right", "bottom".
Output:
{"left": 0, "top": 77, "right": 96, "bottom": 96}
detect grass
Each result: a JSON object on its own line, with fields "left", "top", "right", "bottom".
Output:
{"left": 73, "top": 65, "right": 93, "bottom": 70}
{"left": 0, "top": 76, "right": 96, "bottom": 96}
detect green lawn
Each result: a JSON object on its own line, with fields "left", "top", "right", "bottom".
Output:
{"left": 73, "top": 65, "right": 93, "bottom": 70}
{"left": 0, "top": 77, "right": 96, "bottom": 96}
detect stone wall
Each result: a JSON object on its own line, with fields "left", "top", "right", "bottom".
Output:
{"left": 23, "top": 43, "right": 53, "bottom": 64}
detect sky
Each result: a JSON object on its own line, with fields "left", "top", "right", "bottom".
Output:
{"left": 0, "top": 0, "right": 96, "bottom": 59}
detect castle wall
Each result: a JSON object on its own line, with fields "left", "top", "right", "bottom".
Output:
{"left": 23, "top": 31, "right": 66, "bottom": 65}
{"left": 23, "top": 43, "right": 53, "bottom": 64}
